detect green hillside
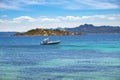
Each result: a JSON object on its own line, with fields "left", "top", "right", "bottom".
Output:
{"left": 13, "top": 28, "right": 78, "bottom": 36}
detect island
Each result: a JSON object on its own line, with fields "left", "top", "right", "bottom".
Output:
{"left": 13, "top": 28, "right": 80, "bottom": 36}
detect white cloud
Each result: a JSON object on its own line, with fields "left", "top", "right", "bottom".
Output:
{"left": 0, "top": 0, "right": 119, "bottom": 10}
{"left": 0, "top": 19, "right": 5, "bottom": 23}
{"left": 81, "top": 16, "right": 91, "bottom": 19}
{"left": 1, "top": 14, "right": 120, "bottom": 24}
{"left": 40, "top": 16, "right": 81, "bottom": 22}
{"left": 64, "top": 16, "right": 80, "bottom": 20}
{"left": 93, "top": 15, "right": 117, "bottom": 20}
{"left": 0, "top": 3, "right": 19, "bottom": 10}
{"left": 93, "top": 15, "right": 106, "bottom": 19}
{"left": 2, "top": 14, "right": 120, "bottom": 24}
{"left": 96, "top": 2, "right": 119, "bottom": 9}
{"left": 0, "top": 14, "right": 120, "bottom": 31}
{"left": 13, "top": 16, "right": 36, "bottom": 23}
{"left": 61, "top": 0, "right": 120, "bottom": 9}
{"left": 87, "top": 0, "right": 118, "bottom": 9}
{"left": 57, "top": 16, "right": 81, "bottom": 21}
{"left": 107, "top": 17, "right": 116, "bottom": 20}
{"left": 41, "top": 18, "right": 61, "bottom": 22}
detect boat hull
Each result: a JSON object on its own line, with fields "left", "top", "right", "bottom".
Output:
{"left": 40, "top": 41, "right": 60, "bottom": 45}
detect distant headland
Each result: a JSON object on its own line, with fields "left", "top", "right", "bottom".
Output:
{"left": 65, "top": 24, "right": 120, "bottom": 33}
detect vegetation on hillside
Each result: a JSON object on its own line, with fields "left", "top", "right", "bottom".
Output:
{"left": 13, "top": 28, "right": 79, "bottom": 36}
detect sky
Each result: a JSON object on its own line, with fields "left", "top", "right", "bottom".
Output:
{"left": 0, "top": 0, "right": 120, "bottom": 32}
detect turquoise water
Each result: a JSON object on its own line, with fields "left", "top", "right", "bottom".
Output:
{"left": 0, "top": 34, "right": 120, "bottom": 80}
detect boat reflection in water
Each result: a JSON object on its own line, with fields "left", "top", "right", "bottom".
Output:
{"left": 40, "top": 38, "right": 60, "bottom": 45}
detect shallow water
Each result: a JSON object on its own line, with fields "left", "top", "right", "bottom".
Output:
{"left": 0, "top": 34, "right": 120, "bottom": 80}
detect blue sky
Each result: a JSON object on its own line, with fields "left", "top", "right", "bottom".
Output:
{"left": 0, "top": 0, "right": 120, "bottom": 31}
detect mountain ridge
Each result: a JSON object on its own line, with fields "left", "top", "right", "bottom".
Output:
{"left": 1, "top": 24, "right": 120, "bottom": 36}
{"left": 65, "top": 24, "right": 120, "bottom": 33}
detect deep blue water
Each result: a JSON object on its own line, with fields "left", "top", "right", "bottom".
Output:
{"left": 0, "top": 34, "right": 120, "bottom": 80}
{"left": 0, "top": 32, "right": 16, "bottom": 37}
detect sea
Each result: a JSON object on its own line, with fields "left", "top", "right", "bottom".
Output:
{"left": 0, "top": 33, "right": 120, "bottom": 80}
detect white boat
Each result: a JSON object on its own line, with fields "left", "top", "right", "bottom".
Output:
{"left": 40, "top": 38, "right": 60, "bottom": 45}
